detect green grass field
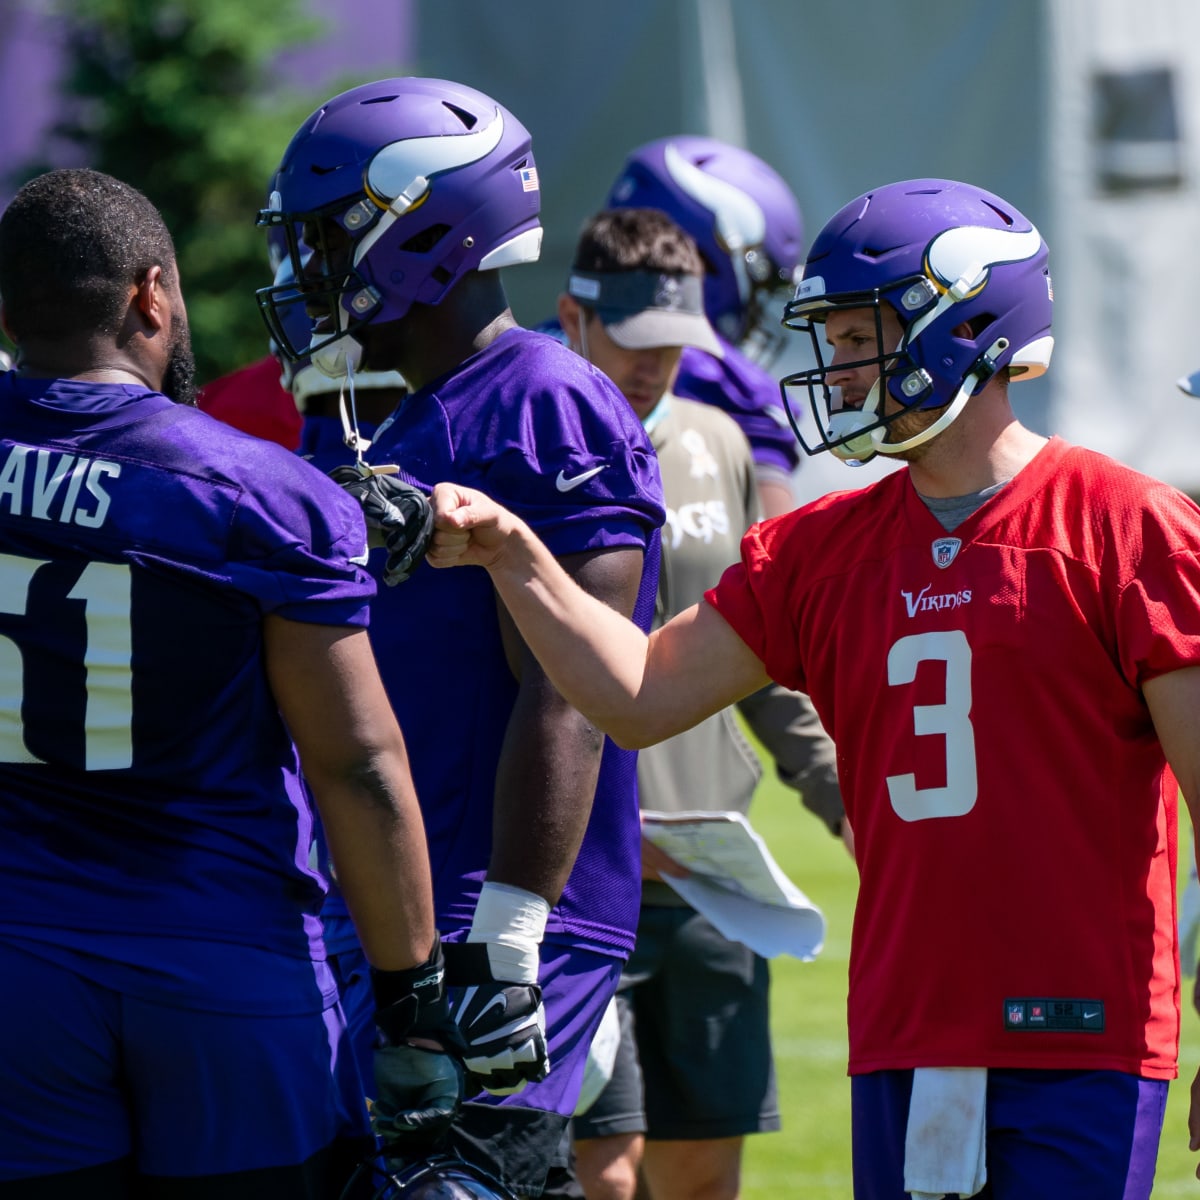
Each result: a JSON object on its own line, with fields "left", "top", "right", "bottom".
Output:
{"left": 739, "top": 774, "right": 1200, "bottom": 1197}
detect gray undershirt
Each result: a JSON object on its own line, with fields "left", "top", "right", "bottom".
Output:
{"left": 917, "top": 480, "right": 1010, "bottom": 531}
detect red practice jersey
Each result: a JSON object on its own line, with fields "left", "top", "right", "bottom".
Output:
{"left": 707, "top": 438, "right": 1200, "bottom": 1079}
{"left": 197, "top": 356, "right": 302, "bottom": 451}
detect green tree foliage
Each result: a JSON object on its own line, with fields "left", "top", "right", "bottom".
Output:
{"left": 29, "top": 0, "right": 325, "bottom": 383}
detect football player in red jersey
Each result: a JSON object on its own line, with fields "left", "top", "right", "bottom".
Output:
{"left": 426, "top": 178, "right": 1200, "bottom": 1198}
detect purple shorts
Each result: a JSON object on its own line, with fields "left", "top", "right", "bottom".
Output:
{"left": 850, "top": 1067, "right": 1167, "bottom": 1199}
{"left": 0, "top": 938, "right": 369, "bottom": 1184}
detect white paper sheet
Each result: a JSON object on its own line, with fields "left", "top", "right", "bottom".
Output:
{"left": 640, "top": 810, "right": 826, "bottom": 960}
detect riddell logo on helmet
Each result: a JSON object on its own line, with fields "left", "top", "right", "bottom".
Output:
{"left": 901, "top": 584, "right": 973, "bottom": 619}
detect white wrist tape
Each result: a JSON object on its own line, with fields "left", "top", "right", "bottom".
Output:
{"left": 467, "top": 881, "right": 550, "bottom": 984}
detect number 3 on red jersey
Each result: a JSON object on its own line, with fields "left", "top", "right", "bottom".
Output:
{"left": 886, "top": 629, "right": 978, "bottom": 821}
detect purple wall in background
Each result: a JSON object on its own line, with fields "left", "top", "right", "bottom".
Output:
{"left": 0, "top": 0, "right": 415, "bottom": 207}
{"left": 274, "top": 1, "right": 414, "bottom": 94}
{"left": 0, "top": 5, "right": 72, "bottom": 196}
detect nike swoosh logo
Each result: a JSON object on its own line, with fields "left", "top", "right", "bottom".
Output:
{"left": 1082, "top": 1011, "right": 1099, "bottom": 1020}
{"left": 555, "top": 466, "right": 604, "bottom": 492}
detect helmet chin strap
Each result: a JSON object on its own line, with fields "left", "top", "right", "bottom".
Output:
{"left": 311, "top": 331, "right": 363, "bottom": 380}
{"left": 575, "top": 311, "right": 590, "bottom": 362}
{"left": 307, "top": 331, "right": 379, "bottom": 474}
{"left": 868, "top": 382, "right": 971, "bottom": 457}
{"left": 827, "top": 337, "right": 1007, "bottom": 463}
{"left": 337, "top": 370, "right": 374, "bottom": 467}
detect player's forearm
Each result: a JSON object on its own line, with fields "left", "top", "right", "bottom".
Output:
{"left": 310, "top": 753, "right": 437, "bottom": 971}
{"left": 488, "top": 701, "right": 604, "bottom": 904}
{"left": 488, "top": 523, "right": 655, "bottom": 745}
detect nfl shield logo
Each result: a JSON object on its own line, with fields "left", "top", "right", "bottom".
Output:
{"left": 1007, "top": 1004, "right": 1024, "bottom": 1025}
{"left": 932, "top": 537, "right": 961, "bottom": 569}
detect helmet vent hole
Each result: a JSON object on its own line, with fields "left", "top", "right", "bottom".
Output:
{"left": 431, "top": 265, "right": 453, "bottom": 284}
{"left": 982, "top": 201, "right": 1014, "bottom": 226}
{"left": 442, "top": 102, "right": 478, "bottom": 129}
{"left": 401, "top": 224, "right": 451, "bottom": 253}
{"left": 362, "top": 95, "right": 399, "bottom": 105}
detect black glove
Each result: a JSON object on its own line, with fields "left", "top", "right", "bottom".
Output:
{"left": 442, "top": 940, "right": 549, "bottom": 1096}
{"left": 371, "top": 933, "right": 466, "bottom": 1157}
{"left": 328, "top": 465, "right": 434, "bottom": 586}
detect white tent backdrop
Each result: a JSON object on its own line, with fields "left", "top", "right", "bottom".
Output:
{"left": 1045, "top": 0, "right": 1200, "bottom": 493}
{"left": 414, "top": 0, "right": 1200, "bottom": 496}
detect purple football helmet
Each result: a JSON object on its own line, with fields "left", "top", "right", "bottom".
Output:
{"left": 257, "top": 77, "right": 542, "bottom": 377}
{"left": 343, "top": 1154, "right": 513, "bottom": 1200}
{"left": 605, "top": 135, "right": 803, "bottom": 363}
{"left": 780, "top": 178, "right": 1054, "bottom": 465}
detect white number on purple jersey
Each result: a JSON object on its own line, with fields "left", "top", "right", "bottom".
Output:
{"left": 0, "top": 554, "right": 133, "bottom": 770}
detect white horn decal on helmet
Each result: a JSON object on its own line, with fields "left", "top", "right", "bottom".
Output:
{"left": 354, "top": 108, "right": 507, "bottom": 271}
{"left": 925, "top": 225, "right": 1044, "bottom": 297}
{"left": 663, "top": 143, "right": 765, "bottom": 252}
{"left": 365, "top": 107, "right": 506, "bottom": 215}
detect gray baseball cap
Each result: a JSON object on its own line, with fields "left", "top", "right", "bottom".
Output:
{"left": 567, "top": 269, "right": 723, "bottom": 357}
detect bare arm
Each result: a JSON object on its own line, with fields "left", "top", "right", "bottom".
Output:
{"left": 1142, "top": 666, "right": 1200, "bottom": 1171}
{"left": 428, "top": 482, "right": 772, "bottom": 748}
{"left": 756, "top": 475, "right": 797, "bottom": 520}
{"left": 264, "top": 615, "right": 435, "bottom": 971}
{"left": 489, "top": 547, "right": 639, "bottom": 904}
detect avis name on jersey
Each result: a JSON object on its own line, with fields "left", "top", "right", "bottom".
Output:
{"left": 0, "top": 444, "right": 120, "bottom": 528}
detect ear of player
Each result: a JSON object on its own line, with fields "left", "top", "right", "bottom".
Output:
{"left": 328, "top": 465, "right": 435, "bottom": 585}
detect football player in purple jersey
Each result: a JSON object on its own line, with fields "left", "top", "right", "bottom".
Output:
{"left": 605, "top": 137, "right": 805, "bottom": 518}
{"left": 259, "top": 78, "right": 665, "bottom": 1198}
{"left": 0, "top": 169, "right": 463, "bottom": 1195}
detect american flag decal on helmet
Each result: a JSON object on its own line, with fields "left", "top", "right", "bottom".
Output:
{"left": 520, "top": 167, "right": 539, "bottom": 192}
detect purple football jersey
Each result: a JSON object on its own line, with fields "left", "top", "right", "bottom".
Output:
{"left": 0, "top": 375, "right": 374, "bottom": 1009}
{"left": 366, "top": 328, "right": 664, "bottom": 955}
{"left": 676, "top": 337, "right": 800, "bottom": 476}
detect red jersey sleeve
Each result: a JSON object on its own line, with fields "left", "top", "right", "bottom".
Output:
{"left": 1115, "top": 486, "right": 1200, "bottom": 685}
{"left": 706, "top": 513, "right": 810, "bottom": 694}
